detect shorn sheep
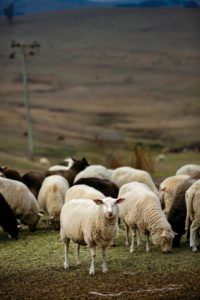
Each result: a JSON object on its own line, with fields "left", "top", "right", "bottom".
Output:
{"left": 111, "top": 166, "right": 158, "bottom": 195}
{"left": 0, "top": 177, "right": 41, "bottom": 231}
{"left": 176, "top": 164, "right": 200, "bottom": 176}
{"left": 119, "top": 182, "right": 175, "bottom": 253}
{"left": 38, "top": 175, "right": 69, "bottom": 229}
{"left": 60, "top": 196, "right": 125, "bottom": 275}
{"left": 185, "top": 179, "right": 200, "bottom": 252}
{"left": 0, "top": 192, "right": 20, "bottom": 239}
{"left": 159, "top": 175, "right": 189, "bottom": 215}
{"left": 65, "top": 184, "right": 105, "bottom": 202}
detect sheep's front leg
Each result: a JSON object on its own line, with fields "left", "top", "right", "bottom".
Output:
{"left": 125, "top": 223, "right": 130, "bottom": 246}
{"left": 146, "top": 233, "right": 150, "bottom": 252}
{"left": 89, "top": 246, "right": 96, "bottom": 275}
{"left": 76, "top": 243, "right": 81, "bottom": 265}
{"left": 64, "top": 238, "right": 70, "bottom": 269}
{"left": 130, "top": 227, "right": 136, "bottom": 253}
{"left": 101, "top": 247, "right": 108, "bottom": 273}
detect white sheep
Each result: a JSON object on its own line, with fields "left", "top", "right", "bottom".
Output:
{"left": 38, "top": 175, "right": 69, "bottom": 229}
{"left": 176, "top": 164, "right": 200, "bottom": 176}
{"left": 74, "top": 165, "right": 111, "bottom": 183}
{"left": 60, "top": 196, "right": 125, "bottom": 275}
{"left": 111, "top": 166, "right": 158, "bottom": 195}
{"left": 48, "top": 157, "right": 75, "bottom": 171}
{"left": 65, "top": 184, "right": 105, "bottom": 202}
{"left": 119, "top": 182, "right": 175, "bottom": 253}
{"left": 0, "top": 177, "right": 41, "bottom": 231}
{"left": 185, "top": 179, "right": 200, "bottom": 252}
{"left": 159, "top": 175, "right": 189, "bottom": 215}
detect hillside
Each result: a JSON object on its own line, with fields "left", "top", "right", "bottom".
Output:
{"left": 0, "top": 7, "right": 200, "bottom": 163}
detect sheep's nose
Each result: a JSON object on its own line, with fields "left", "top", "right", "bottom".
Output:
{"left": 108, "top": 212, "right": 113, "bottom": 217}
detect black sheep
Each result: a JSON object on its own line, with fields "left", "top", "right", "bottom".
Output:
{"left": 0, "top": 192, "right": 19, "bottom": 239}
{"left": 74, "top": 177, "right": 119, "bottom": 198}
{"left": 167, "top": 178, "right": 196, "bottom": 247}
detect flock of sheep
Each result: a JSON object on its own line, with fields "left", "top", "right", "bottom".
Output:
{"left": 0, "top": 158, "right": 200, "bottom": 275}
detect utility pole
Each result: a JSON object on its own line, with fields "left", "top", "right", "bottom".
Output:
{"left": 10, "top": 41, "right": 40, "bottom": 161}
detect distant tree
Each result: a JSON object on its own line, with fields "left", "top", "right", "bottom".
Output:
{"left": 4, "top": 2, "right": 14, "bottom": 23}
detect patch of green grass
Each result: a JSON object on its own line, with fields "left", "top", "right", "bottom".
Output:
{"left": 0, "top": 224, "right": 199, "bottom": 278}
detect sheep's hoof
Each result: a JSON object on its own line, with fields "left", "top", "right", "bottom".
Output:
{"left": 102, "top": 265, "right": 108, "bottom": 273}
{"left": 192, "top": 246, "right": 198, "bottom": 253}
{"left": 64, "top": 263, "right": 69, "bottom": 269}
{"left": 130, "top": 248, "right": 135, "bottom": 254}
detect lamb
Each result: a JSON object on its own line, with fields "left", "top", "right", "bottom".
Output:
{"left": 60, "top": 196, "right": 125, "bottom": 275}
{"left": 0, "top": 177, "right": 41, "bottom": 231}
{"left": 167, "top": 177, "right": 196, "bottom": 247}
{"left": 176, "top": 164, "right": 200, "bottom": 176}
{"left": 111, "top": 166, "right": 158, "bottom": 195}
{"left": 119, "top": 182, "right": 175, "bottom": 253}
{"left": 185, "top": 179, "right": 200, "bottom": 252}
{"left": 38, "top": 175, "right": 70, "bottom": 229}
{"left": 159, "top": 175, "right": 190, "bottom": 215}
{"left": 73, "top": 177, "right": 119, "bottom": 198}
{"left": 74, "top": 164, "right": 112, "bottom": 183}
{"left": 21, "top": 171, "right": 45, "bottom": 198}
{"left": 65, "top": 184, "right": 105, "bottom": 202}
{"left": 0, "top": 192, "right": 20, "bottom": 239}
{"left": 45, "top": 157, "right": 89, "bottom": 186}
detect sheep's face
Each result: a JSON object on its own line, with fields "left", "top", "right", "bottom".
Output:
{"left": 160, "top": 229, "right": 174, "bottom": 253}
{"left": 21, "top": 213, "right": 40, "bottom": 232}
{"left": 93, "top": 197, "right": 125, "bottom": 219}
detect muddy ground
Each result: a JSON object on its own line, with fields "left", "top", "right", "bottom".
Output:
{"left": 1, "top": 268, "right": 200, "bottom": 300}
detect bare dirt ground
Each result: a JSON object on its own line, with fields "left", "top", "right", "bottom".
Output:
{"left": 1, "top": 269, "right": 200, "bottom": 300}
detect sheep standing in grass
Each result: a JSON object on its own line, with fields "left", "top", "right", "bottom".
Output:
{"left": 185, "top": 179, "right": 200, "bottom": 252}
{"left": 0, "top": 177, "right": 41, "bottom": 231}
{"left": 159, "top": 175, "right": 190, "bottom": 215}
{"left": 111, "top": 166, "right": 158, "bottom": 195}
{"left": 119, "top": 182, "right": 174, "bottom": 253}
{"left": 176, "top": 164, "right": 200, "bottom": 176}
{"left": 65, "top": 184, "right": 105, "bottom": 202}
{"left": 38, "top": 175, "right": 69, "bottom": 229}
{"left": 60, "top": 196, "right": 125, "bottom": 275}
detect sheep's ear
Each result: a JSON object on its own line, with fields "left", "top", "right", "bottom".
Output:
{"left": 93, "top": 199, "right": 103, "bottom": 205}
{"left": 38, "top": 211, "right": 45, "bottom": 217}
{"left": 115, "top": 198, "right": 125, "bottom": 205}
